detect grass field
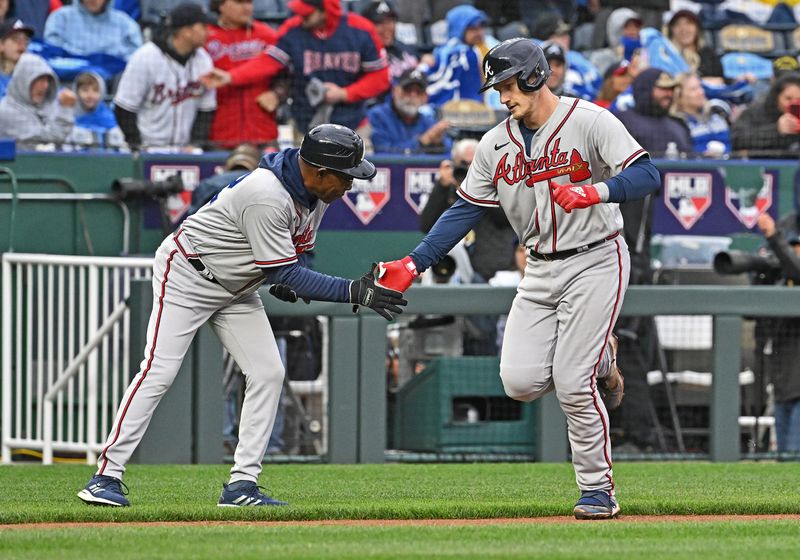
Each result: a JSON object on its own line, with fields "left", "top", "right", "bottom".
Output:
{"left": 1, "top": 462, "right": 799, "bottom": 559}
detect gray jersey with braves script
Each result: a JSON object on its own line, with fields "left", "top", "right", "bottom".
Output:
{"left": 113, "top": 42, "right": 216, "bottom": 148}
{"left": 459, "top": 97, "right": 646, "bottom": 253}
{"left": 180, "top": 167, "right": 328, "bottom": 294}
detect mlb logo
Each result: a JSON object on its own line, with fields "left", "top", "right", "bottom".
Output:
{"left": 404, "top": 168, "right": 438, "bottom": 214}
{"left": 150, "top": 165, "right": 200, "bottom": 224}
{"left": 724, "top": 174, "right": 773, "bottom": 229}
{"left": 663, "top": 172, "right": 713, "bottom": 230}
{"left": 342, "top": 169, "right": 391, "bottom": 225}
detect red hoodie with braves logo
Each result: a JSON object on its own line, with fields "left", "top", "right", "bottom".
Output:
{"left": 206, "top": 21, "right": 279, "bottom": 147}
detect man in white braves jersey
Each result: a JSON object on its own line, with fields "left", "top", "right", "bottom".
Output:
{"left": 113, "top": 3, "right": 217, "bottom": 150}
{"left": 376, "top": 38, "right": 661, "bottom": 520}
{"left": 78, "top": 124, "right": 406, "bottom": 508}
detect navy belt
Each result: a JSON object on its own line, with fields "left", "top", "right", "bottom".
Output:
{"left": 529, "top": 232, "right": 620, "bottom": 262}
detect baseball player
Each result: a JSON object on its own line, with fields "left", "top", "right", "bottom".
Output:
{"left": 78, "top": 124, "right": 406, "bottom": 508}
{"left": 113, "top": 4, "right": 217, "bottom": 150}
{"left": 376, "top": 39, "right": 661, "bottom": 520}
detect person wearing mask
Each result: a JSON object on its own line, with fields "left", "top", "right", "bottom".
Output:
{"left": 0, "top": 51, "right": 75, "bottom": 147}
{"left": 368, "top": 68, "right": 451, "bottom": 154}
{"left": 0, "top": 19, "right": 32, "bottom": 99}
{"left": 732, "top": 73, "right": 800, "bottom": 158}
{"left": 614, "top": 68, "right": 693, "bottom": 157}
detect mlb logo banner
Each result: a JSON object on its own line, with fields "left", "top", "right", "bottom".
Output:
{"left": 150, "top": 165, "right": 201, "bottom": 224}
{"left": 342, "top": 168, "right": 391, "bottom": 225}
{"left": 723, "top": 171, "right": 773, "bottom": 229}
{"left": 663, "top": 172, "right": 713, "bottom": 230}
{"left": 404, "top": 167, "right": 438, "bottom": 214}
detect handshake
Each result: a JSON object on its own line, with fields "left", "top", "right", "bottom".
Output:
{"left": 269, "top": 257, "right": 419, "bottom": 321}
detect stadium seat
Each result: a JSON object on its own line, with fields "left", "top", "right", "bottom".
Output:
{"left": 716, "top": 24, "right": 787, "bottom": 57}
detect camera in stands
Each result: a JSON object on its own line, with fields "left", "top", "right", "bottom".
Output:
{"left": 111, "top": 174, "right": 184, "bottom": 200}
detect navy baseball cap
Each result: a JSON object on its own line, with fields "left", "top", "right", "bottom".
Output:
{"left": 166, "top": 3, "right": 217, "bottom": 29}
{"left": 362, "top": 1, "right": 398, "bottom": 23}
{"left": 300, "top": 124, "right": 377, "bottom": 180}
{"left": 541, "top": 40, "right": 566, "bottom": 63}
{"left": 396, "top": 68, "right": 427, "bottom": 88}
{"left": 0, "top": 20, "right": 34, "bottom": 41}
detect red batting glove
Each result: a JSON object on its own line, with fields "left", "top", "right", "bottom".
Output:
{"left": 551, "top": 181, "right": 601, "bottom": 213}
{"left": 376, "top": 256, "right": 418, "bottom": 293}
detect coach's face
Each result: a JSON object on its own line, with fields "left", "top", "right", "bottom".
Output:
{"left": 494, "top": 76, "right": 534, "bottom": 121}
{"left": 309, "top": 168, "right": 354, "bottom": 203}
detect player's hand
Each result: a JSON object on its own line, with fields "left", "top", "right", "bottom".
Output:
{"left": 349, "top": 263, "right": 408, "bottom": 321}
{"left": 376, "top": 256, "right": 418, "bottom": 293}
{"left": 757, "top": 214, "right": 776, "bottom": 237}
{"left": 551, "top": 181, "right": 601, "bottom": 213}
{"left": 256, "top": 90, "right": 279, "bottom": 113}
{"left": 201, "top": 68, "right": 231, "bottom": 89}
{"left": 58, "top": 88, "right": 77, "bottom": 108}
{"left": 269, "top": 283, "right": 311, "bottom": 304}
{"left": 322, "top": 82, "right": 348, "bottom": 104}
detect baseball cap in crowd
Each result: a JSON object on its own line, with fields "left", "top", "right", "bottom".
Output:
{"left": 531, "top": 13, "right": 570, "bottom": 41}
{"left": 0, "top": 19, "right": 34, "bottom": 41}
{"left": 773, "top": 55, "right": 800, "bottom": 78}
{"left": 166, "top": 3, "right": 217, "bottom": 29}
{"left": 541, "top": 41, "right": 566, "bottom": 63}
{"left": 300, "top": 124, "right": 377, "bottom": 180}
{"left": 225, "top": 144, "right": 262, "bottom": 172}
{"left": 288, "top": 0, "right": 324, "bottom": 17}
{"left": 362, "top": 0, "right": 398, "bottom": 23}
{"left": 396, "top": 68, "right": 427, "bottom": 88}
{"left": 655, "top": 71, "right": 678, "bottom": 89}
{"left": 667, "top": 9, "right": 701, "bottom": 31}
{"left": 604, "top": 59, "right": 630, "bottom": 80}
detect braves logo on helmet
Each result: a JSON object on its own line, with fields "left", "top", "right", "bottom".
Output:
{"left": 479, "top": 38, "right": 550, "bottom": 93}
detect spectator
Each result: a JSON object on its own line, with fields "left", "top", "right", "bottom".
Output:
{"left": 0, "top": 19, "right": 33, "bottom": 99}
{"left": 772, "top": 56, "right": 800, "bottom": 82}
{"left": 424, "top": 4, "right": 500, "bottom": 109}
{"left": 591, "top": 0, "right": 666, "bottom": 49}
{"left": 589, "top": 7, "right": 641, "bottom": 77}
{"left": 13, "top": 0, "right": 61, "bottom": 38}
{"left": 113, "top": 3, "right": 217, "bottom": 150}
{"left": 206, "top": 0, "right": 282, "bottom": 148}
{"left": 615, "top": 67, "right": 693, "bottom": 156}
{"left": 361, "top": 0, "right": 417, "bottom": 82}
{"left": 594, "top": 59, "right": 633, "bottom": 109}
{"left": 542, "top": 40, "right": 566, "bottom": 96}
{"left": 530, "top": 12, "right": 571, "bottom": 50}
{"left": 671, "top": 73, "right": 731, "bottom": 157}
{"left": 44, "top": 0, "right": 142, "bottom": 60}
{"left": 203, "top": 0, "right": 390, "bottom": 136}
{"left": 0, "top": 52, "right": 75, "bottom": 147}
{"left": 68, "top": 70, "right": 124, "bottom": 148}
{"left": 367, "top": 68, "right": 451, "bottom": 154}
{"left": 732, "top": 73, "right": 800, "bottom": 157}
{"left": 666, "top": 9, "right": 723, "bottom": 83}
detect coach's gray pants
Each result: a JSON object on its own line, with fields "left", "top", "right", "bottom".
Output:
{"left": 96, "top": 235, "right": 284, "bottom": 484}
{"left": 499, "top": 237, "right": 630, "bottom": 494}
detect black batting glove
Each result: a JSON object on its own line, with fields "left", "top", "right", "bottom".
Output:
{"left": 268, "top": 283, "right": 311, "bottom": 304}
{"left": 349, "top": 263, "right": 408, "bottom": 321}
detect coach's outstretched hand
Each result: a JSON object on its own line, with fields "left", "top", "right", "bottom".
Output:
{"left": 551, "top": 181, "right": 601, "bottom": 213}
{"left": 349, "top": 263, "right": 408, "bottom": 321}
{"left": 376, "top": 256, "right": 418, "bottom": 293}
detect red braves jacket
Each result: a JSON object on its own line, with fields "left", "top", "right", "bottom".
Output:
{"left": 206, "top": 21, "right": 279, "bottom": 147}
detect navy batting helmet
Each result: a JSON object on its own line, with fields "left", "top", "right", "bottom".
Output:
{"left": 479, "top": 38, "right": 551, "bottom": 93}
{"left": 299, "top": 124, "right": 377, "bottom": 180}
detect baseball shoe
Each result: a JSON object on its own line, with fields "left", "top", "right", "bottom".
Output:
{"left": 217, "top": 480, "right": 288, "bottom": 507}
{"left": 599, "top": 334, "right": 624, "bottom": 410}
{"left": 77, "top": 474, "right": 130, "bottom": 507}
{"left": 573, "top": 490, "right": 620, "bottom": 520}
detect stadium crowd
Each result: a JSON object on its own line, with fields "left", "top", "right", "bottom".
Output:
{"left": 0, "top": 0, "right": 798, "bottom": 157}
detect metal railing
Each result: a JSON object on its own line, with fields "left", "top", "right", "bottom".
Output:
{"left": 1, "top": 253, "right": 153, "bottom": 464}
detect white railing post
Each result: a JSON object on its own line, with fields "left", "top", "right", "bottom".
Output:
{"left": 86, "top": 264, "right": 99, "bottom": 465}
{"left": 2, "top": 255, "right": 12, "bottom": 463}
{"left": 42, "top": 400, "right": 53, "bottom": 465}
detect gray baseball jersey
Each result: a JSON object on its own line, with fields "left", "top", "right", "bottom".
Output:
{"left": 180, "top": 167, "right": 328, "bottom": 294}
{"left": 458, "top": 97, "right": 646, "bottom": 254}
{"left": 113, "top": 42, "right": 216, "bottom": 148}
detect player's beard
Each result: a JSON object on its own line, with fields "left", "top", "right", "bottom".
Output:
{"left": 394, "top": 99, "right": 423, "bottom": 119}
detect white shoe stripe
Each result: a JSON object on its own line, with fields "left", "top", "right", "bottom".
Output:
{"left": 233, "top": 495, "right": 248, "bottom": 505}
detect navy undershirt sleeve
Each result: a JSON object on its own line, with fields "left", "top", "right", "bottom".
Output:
{"left": 409, "top": 198, "right": 487, "bottom": 273}
{"left": 260, "top": 263, "right": 351, "bottom": 302}
{"left": 603, "top": 156, "right": 661, "bottom": 203}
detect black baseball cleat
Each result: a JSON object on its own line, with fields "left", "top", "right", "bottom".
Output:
{"left": 599, "top": 334, "right": 624, "bottom": 410}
